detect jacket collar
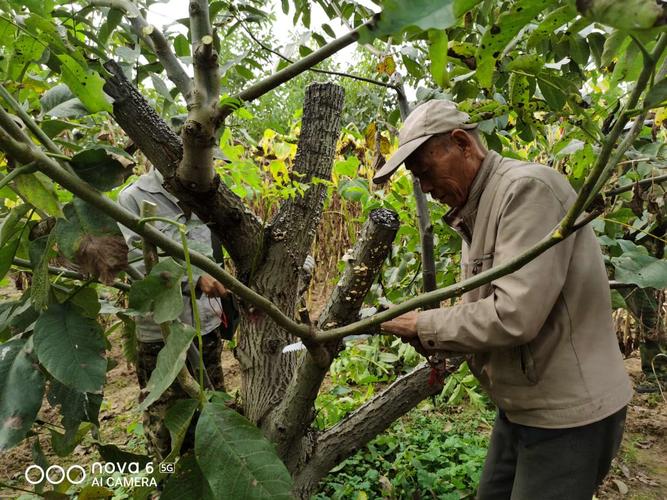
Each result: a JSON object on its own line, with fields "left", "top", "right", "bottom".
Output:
{"left": 135, "top": 169, "right": 182, "bottom": 206}
{"left": 444, "top": 150, "right": 500, "bottom": 237}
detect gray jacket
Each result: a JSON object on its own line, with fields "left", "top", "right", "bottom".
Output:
{"left": 417, "top": 151, "right": 633, "bottom": 428}
{"left": 118, "top": 169, "right": 222, "bottom": 342}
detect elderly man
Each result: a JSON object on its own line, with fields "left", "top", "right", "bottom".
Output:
{"left": 377, "top": 100, "right": 632, "bottom": 499}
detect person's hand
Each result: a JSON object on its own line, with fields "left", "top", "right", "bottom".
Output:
{"left": 381, "top": 310, "right": 419, "bottom": 338}
{"left": 197, "top": 274, "right": 229, "bottom": 298}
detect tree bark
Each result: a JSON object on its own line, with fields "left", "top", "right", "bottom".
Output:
{"left": 102, "top": 60, "right": 262, "bottom": 277}
{"left": 237, "top": 83, "right": 345, "bottom": 424}
{"left": 265, "top": 208, "right": 400, "bottom": 468}
{"left": 292, "top": 364, "right": 443, "bottom": 497}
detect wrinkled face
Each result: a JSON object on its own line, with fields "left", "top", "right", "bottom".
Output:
{"left": 406, "top": 131, "right": 480, "bottom": 208}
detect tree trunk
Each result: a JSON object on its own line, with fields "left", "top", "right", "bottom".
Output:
{"left": 237, "top": 83, "right": 345, "bottom": 424}
{"left": 264, "top": 208, "right": 400, "bottom": 467}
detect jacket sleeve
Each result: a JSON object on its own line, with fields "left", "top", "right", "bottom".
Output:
{"left": 416, "top": 177, "right": 576, "bottom": 352}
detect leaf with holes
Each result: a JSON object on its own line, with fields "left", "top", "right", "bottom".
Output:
{"left": 0, "top": 338, "right": 44, "bottom": 450}
{"left": 612, "top": 252, "right": 667, "bottom": 289}
{"left": 475, "top": 0, "right": 550, "bottom": 88}
{"left": 138, "top": 322, "right": 196, "bottom": 412}
{"left": 57, "top": 54, "right": 112, "bottom": 114}
{"left": 34, "top": 303, "right": 107, "bottom": 393}
{"left": 195, "top": 397, "right": 293, "bottom": 499}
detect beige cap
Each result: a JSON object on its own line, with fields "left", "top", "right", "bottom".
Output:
{"left": 373, "top": 99, "right": 477, "bottom": 184}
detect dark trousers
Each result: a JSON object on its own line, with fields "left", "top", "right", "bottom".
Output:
{"left": 477, "top": 406, "right": 627, "bottom": 500}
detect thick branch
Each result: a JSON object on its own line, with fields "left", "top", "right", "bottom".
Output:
{"left": 265, "top": 209, "right": 400, "bottom": 468}
{"left": 292, "top": 364, "right": 442, "bottom": 496}
{"left": 102, "top": 60, "right": 263, "bottom": 275}
{"left": 265, "top": 83, "right": 345, "bottom": 284}
{"left": 0, "top": 128, "right": 310, "bottom": 340}
{"left": 89, "top": 0, "right": 193, "bottom": 100}
{"left": 236, "top": 83, "right": 344, "bottom": 425}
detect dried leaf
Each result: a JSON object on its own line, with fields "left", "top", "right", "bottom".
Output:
{"left": 75, "top": 235, "right": 128, "bottom": 285}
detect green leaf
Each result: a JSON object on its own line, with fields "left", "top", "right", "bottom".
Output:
{"left": 0, "top": 338, "right": 45, "bottom": 450}
{"left": 138, "top": 322, "right": 196, "bottom": 411}
{"left": 41, "top": 119, "right": 80, "bottom": 138}
{"left": 359, "top": 0, "right": 480, "bottom": 43}
{"left": 129, "top": 258, "right": 185, "bottom": 324}
{"left": 70, "top": 147, "right": 134, "bottom": 191}
{"left": 322, "top": 23, "right": 336, "bottom": 38}
{"left": 50, "top": 422, "right": 94, "bottom": 457}
{"left": 34, "top": 303, "right": 107, "bottom": 393}
{"left": 0, "top": 232, "right": 21, "bottom": 283}
{"left": 601, "top": 31, "right": 629, "bottom": 68}
{"left": 428, "top": 30, "right": 448, "bottom": 88}
{"left": 506, "top": 54, "right": 544, "bottom": 75}
{"left": 14, "top": 172, "right": 63, "bottom": 217}
{"left": 47, "top": 378, "right": 102, "bottom": 432}
{"left": 96, "top": 444, "right": 152, "bottom": 469}
{"left": 57, "top": 54, "right": 112, "bottom": 114}
{"left": 537, "top": 73, "right": 568, "bottom": 111}
{"left": 13, "top": 34, "right": 45, "bottom": 67}
{"left": 527, "top": 5, "right": 577, "bottom": 48}
{"left": 162, "top": 452, "right": 215, "bottom": 500}
{"left": 475, "top": 0, "right": 550, "bottom": 88}
{"left": 643, "top": 78, "right": 667, "bottom": 110}
{"left": 577, "top": 0, "right": 664, "bottom": 30}
{"left": 195, "top": 398, "right": 293, "bottom": 499}
{"left": 612, "top": 252, "right": 667, "bottom": 289}
{"left": 174, "top": 34, "right": 191, "bottom": 57}
{"left": 164, "top": 398, "right": 199, "bottom": 458}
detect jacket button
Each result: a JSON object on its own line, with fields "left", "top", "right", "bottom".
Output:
{"left": 427, "top": 340, "right": 435, "bottom": 347}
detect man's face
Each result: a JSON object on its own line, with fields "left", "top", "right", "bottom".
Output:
{"left": 406, "top": 132, "right": 474, "bottom": 208}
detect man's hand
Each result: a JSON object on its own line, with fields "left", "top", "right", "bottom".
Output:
{"left": 381, "top": 310, "right": 419, "bottom": 338}
{"left": 197, "top": 274, "right": 229, "bottom": 298}
{"left": 381, "top": 311, "right": 431, "bottom": 357}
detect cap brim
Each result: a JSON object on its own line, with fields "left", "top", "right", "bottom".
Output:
{"left": 372, "top": 135, "right": 432, "bottom": 185}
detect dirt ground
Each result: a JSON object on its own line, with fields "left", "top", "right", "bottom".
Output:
{"left": 0, "top": 330, "right": 665, "bottom": 499}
